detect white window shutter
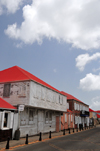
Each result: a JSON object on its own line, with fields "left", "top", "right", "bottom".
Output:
{"left": 67, "top": 103, "right": 69, "bottom": 109}
{"left": 78, "top": 116, "right": 80, "bottom": 124}
{"left": 74, "top": 103, "right": 76, "bottom": 110}
{"left": 7, "top": 111, "right": 11, "bottom": 128}
{"left": 1, "top": 112, "right": 4, "bottom": 130}
{"left": 10, "top": 112, "right": 14, "bottom": 129}
{"left": 71, "top": 115, "right": 72, "bottom": 122}
{"left": 0, "top": 112, "right": 3, "bottom": 129}
{"left": 77, "top": 104, "right": 78, "bottom": 110}
{"left": 75, "top": 116, "right": 76, "bottom": 124}
{"left": 76, "top": 104, "right": 77, "bottom": 110}
{"left": 69, "top": 114, "right": 70, "bottom": 125}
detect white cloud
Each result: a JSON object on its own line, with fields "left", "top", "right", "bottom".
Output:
{"left": 0, "top": 0, "right": 24, "bottom": 14}
{"left": 80, "top": 73, "right": 100, "bottom": 91}
{"left": 90, "top": 96, "right": 100, "bottom": 110}
{"left": 76, "top": 52, "right": 100, "bottom": 71}
{"left": 93, "top": 67, "right": 100, "bottom": 72}
{"left": 4, "top": 0, "right": 100, "bottom": 50}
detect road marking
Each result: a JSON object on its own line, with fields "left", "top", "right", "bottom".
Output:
{"left": 49, "top": 143, "right": 65, "bottom": 151}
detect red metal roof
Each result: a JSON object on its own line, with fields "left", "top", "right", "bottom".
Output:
{"left": 0, "top": 66, "right": 63, "bottom": 94}
{"left": 89, "top": 108, "right": 95, "bottom": 112}
{"left": 61, "top": 91, "right": 83, "bottom": 103}
{"left": 95, "top": 110, "right": 100, "bottom": 113}
{"left": 97, "top": 114, "right": 100, "bottom": 118}
{"left": 0, "top": 97, "right": 16, "bottom": 110}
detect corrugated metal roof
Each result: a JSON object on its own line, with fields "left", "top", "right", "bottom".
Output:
{"left": 0, "top": 97, "right": 16, "bottom": 110}
{"left": 0, "top": 66, "right": 63, "bottom": 94}
{"left": 89, "top": 108, "right": 95, "bottom": 112}
{"left": 95, "top": 110, "right": 100, "bottom": 113}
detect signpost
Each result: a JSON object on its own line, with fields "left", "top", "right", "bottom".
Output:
{"left": 18, "top": 105, "right": 25, "bottom": 129}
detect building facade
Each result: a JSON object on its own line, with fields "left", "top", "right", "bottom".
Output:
{"left": 0, "top": 66, "right": 67, "bottom": 138}
{"left": 61, "top": 91, "right": 89, "bottom": 129}
{"left": 61, "top": 109, "right": 74, "bottom": 130}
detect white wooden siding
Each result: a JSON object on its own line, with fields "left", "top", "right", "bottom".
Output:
{"left": 30, "top": 81, "right": 67, "bottom": 112}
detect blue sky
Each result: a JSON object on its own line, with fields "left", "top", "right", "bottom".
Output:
{"left": 1, "top": 0, "right": 100, "bottom": 110}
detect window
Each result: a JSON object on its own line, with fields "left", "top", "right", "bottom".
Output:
{"left": 20, "top": 110, "right": 26, "bottom": 126}
{"left": 20, "top": 108, "right": 34, "bottom": 126}
{"left": 41, "top": 87, "right": 45, "bottom": 101}
{"left": 3, "top": 83, "right": 11, "bottom": 97}
{"left": 67, "top": 103, "right": 69, "bottom": 109}
{"left": 45, "top": 112, "right": 49, "bottom": 124}
{"left": 78, "top": 104, "right": 79, "bottom": 111}
{"left": 69, "top": 114, "right": 70, "bottom": 125}
{"left": 18, "top": 83, "right": 26, "bottom": 97}
{"left": 75, "top": 116, "right": 78, "bottom": 124}
{"left": 0, "top": 111, "right": 13, "bottom": 130}
{"left": 4, "top": 113, "right": 8, "bottom": 127}
{"left": 49, "top": 113, "right": 52, "bottom": 123}
{"left": 45, "top": 112, "right": 52, "bottom": 124}
{"left": 29, "top": 110, "right": 34, "bottom": 125}
{"left": 59, "top": 95, "right": 60, "bottom": 103}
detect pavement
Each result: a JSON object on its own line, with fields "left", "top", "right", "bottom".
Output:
{"left": 0, "top": 125, "right": 97, "bottom": 151}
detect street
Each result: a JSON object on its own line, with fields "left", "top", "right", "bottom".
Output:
{"left": 14, "top": 126, "right": 100, "bottom": 151}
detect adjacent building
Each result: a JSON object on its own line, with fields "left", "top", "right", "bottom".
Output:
{"left": 61, "top": 109, "right": 74, "bottom": 131}
{"left": 61, "top": 91, "right": 89, "bottom": 128}
{"left": 0, "top": 97, "right": 16, "bottom": 141}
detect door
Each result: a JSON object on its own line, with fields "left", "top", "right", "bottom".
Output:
{"left": 38, "top": 110, "right": 43, "bottom": 133}
{"left": 56, "top": 116, "right": 59, "bottom": 132}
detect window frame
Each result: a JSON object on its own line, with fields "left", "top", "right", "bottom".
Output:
{"left": 45, "top": 111, "right": 52, "bottom": 124}
{"left": 3, "top": 83, "right": 11, "bottom": 97}
{"left": 29, "top": 109, "right": 34, "bottom": 125}
{"left": 0, "top": 111, "right": 13, "bottom": 130}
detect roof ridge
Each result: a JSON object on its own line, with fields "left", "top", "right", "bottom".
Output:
{"left": 16, "top": 66, "right": 32, "bottom": 80}
{"left": 16, "top": 66, "right": 62, "bottom": 93}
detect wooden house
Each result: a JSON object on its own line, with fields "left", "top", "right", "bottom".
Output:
{"left": 61, "top": 91, "right": 89, "bottom": 129}
{"left": 0, "top": 66, "right": 67, "bottom": 138}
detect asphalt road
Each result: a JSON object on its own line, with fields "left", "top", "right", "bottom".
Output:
{"left": 14, "top": 126, "right": 100, "bottom": 151}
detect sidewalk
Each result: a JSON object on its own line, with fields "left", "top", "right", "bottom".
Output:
{"left": 0, "top": 127, "right": 95, "bottom": 151}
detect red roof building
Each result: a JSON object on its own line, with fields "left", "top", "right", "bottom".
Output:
{"left": 0, "top": 66, "right": 67, "bottom": 138}
{"left": 61, "top": 91, "right": 89, "bottom": 128}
